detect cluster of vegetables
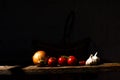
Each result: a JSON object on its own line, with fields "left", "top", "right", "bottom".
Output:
{"left": 32, "top": 50, "right": 100, "bottom": 67}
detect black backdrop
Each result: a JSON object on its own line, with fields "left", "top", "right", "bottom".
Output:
{"left": 0, "top": 0, "right": 120, "bottom": 80}
{"left": 0, "top": 0, "right": 120, "bottom": 64}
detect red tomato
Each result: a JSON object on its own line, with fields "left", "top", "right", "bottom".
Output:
{"left": 48, "top": 57, "right": 57, "bottom": 66}
{"left": 79, "top": 60, "right": 85, "bottom": 66}
{"left": 67, "top": 56, "right": 77, "bottom": 66}
{"left": 58, "top": 56, "right": 68, "bottom": 66}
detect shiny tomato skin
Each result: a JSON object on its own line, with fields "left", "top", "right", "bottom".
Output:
{"left": 48, "top": 57, "right": 57, "bottom": 66}
{"left": 67, "top": 56, "right": 77, "bottom": 66}
{"left": 58, "top": 56, "right": 68, "bottom": 66}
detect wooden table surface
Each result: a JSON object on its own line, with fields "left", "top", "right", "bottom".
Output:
{"left": 0, "top": 63, "right": 120, "bottom": 75}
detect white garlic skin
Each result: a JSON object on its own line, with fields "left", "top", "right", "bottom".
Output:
{"left": 85, "top": 52, "right": 100, "bottom": 65}
{"left": 85, "top": 54, "right": 93, "bottom": 65}
{"left": 92, "top": 52, "right": 100, "bottom": 64}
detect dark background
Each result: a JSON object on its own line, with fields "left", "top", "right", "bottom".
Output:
{"left": 0, "top": 0, "right": 120, "bottom": 79}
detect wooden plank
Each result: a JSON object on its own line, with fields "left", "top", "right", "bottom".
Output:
{"left": 23, "top": 63, "right": 120, "bottom": 75}
{"left": 0, "top": 63, "right": 119, "bottom": 75}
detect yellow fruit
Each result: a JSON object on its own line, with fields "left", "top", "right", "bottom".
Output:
{"left": 32, "top": 50, "right": 46, "bottom": 65}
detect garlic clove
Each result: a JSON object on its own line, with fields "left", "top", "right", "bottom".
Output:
{"left": 92, "top": 52, "right": 100, "bottom": 65}
{"left": 85, "top": 54, "right": 93, "bottom": 65}
{"left": 93, "top": 52, "right": 100, "bottom": 60}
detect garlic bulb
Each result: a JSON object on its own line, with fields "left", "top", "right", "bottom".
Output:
{"left": 85, "top": 54, "right": 93, "bottom": 65}
{"left": 92, "top": 52, "right": 100, "bottom": 64}
{"left": 85, "top": 52, "right": 100, "bottom": 65}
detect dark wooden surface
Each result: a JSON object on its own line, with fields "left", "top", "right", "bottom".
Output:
{"left": 0, "top": 63, "right": 119, "bottom": 75}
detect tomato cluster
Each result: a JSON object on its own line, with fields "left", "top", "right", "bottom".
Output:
{"left": 46, "top": 56, "right": 78, "bottom": 66}
{"left": 32, "top": 50, "right": 86, "bottom": 67}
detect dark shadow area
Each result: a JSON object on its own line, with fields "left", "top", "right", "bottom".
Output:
{"left": 0, "top": 0, "right": 120, "bottom": 80}
{"left": 80, "top": 72, "right": 98, "bottom": 80}
{"left": 0, "top": 73, "right": 98, "bottom": 80}
{"left": 32, "top": 37, "right": 91, "bottom": 60}
{"left": 8, "top": 66, "right": 27, "bottom": 75}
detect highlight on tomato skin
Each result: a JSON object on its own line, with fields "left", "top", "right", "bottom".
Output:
{"left": 58, "top": 56, "right": 68, "bottom": 66}
{"left": 67, "top": 56, "right": 77, "bottom": 66}
{"left": 47, "top": 57, "right": 57, "bottom": 66}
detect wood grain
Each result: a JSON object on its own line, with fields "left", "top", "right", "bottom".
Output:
{"left": 0, "top": 63, "right": 119, "bottom": 75}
